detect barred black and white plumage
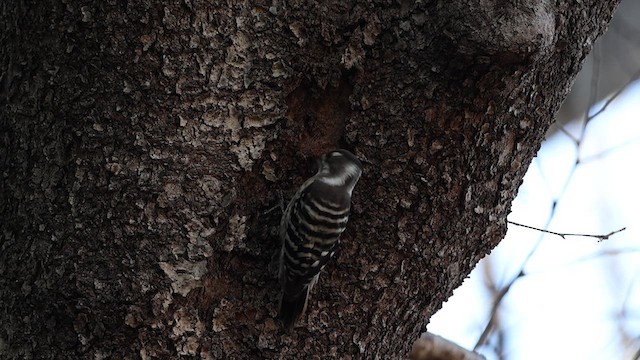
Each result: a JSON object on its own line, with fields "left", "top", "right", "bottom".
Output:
{"left": 278, "top": 149, "right": 363, "bottom": 329}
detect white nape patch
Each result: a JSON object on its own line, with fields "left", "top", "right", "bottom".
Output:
{"left": 319, "top": 163, "right": 361, "bottom": 188}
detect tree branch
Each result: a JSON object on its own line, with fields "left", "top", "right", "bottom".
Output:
{"left": 507, "top": 221, "right": 626, "bottom": 241}
{"left": 411, "top": 333, "right": 486, "bottom": 360}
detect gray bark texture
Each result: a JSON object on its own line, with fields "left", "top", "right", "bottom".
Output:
{"left": 0, "top": 0, "right": 619, "bottom": 359}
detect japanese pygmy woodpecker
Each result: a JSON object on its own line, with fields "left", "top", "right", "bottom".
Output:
{"left": 278, "top": 149, "right": 363, "bottom": 329}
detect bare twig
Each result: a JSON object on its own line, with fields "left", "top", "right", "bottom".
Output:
{"left": 474, "top": 270, "right": 524, "bottom": 351}
{"left": 557, "top": 125, "right": 579, "bottom": 144}
{"left": 586, "top": 68, "right": 640, "bottom": 121}
{"left": 507, "top": 220, "right": 625, "bottom": 241}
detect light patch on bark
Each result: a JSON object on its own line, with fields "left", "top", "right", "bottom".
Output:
{"left": 159, "top": 260, "right": 208, "bottom": 296}
{"left": 231, "top": 134, "right": 266, "bottom": 171}
{"left": 222, "top": 213, "right": 248, "bottom": 251}
{"left": 171, "top": 308, "right": 205, "bottom": 356}
{"left": 185, "top": 218, "right": 214, "bottom": 259}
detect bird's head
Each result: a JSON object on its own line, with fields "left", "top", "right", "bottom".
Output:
{"left": 317, "top": 149, "right": 363, "bottom": 195}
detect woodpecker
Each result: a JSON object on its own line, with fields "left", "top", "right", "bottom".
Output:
{"left": 278, "top": 149, "right": 363, "bottom": 329}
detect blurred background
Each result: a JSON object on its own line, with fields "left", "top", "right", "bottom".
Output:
{"left": 426, "top": 1, "right": 640, "bottom": 359}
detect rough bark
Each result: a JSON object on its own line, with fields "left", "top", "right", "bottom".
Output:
{"left": 0, "top": 0, "right": 619, "bottom": 359}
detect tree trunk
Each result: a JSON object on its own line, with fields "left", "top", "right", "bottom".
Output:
{"left": 0, "top": 1, "right": 619, "bottom": 359}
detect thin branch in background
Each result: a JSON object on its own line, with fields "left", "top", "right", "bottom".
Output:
{"left": 582, "top": 41, "right": 602, "bottom": 133}
{"left": 507, "top": 221, "right": 626, "bottom": 241}
{"left": 612, "top": 258, "right": 640, "bottom": 355}
{"left": 555, "top": 162, "right": 579, "bottom": 200}
{"left": 585, "top": 68, "right": 640, "bottom": 121}
{"left": 580, "top": 136, "right": 640, "bottom": 163}
{"left": 620, "top": 266, "right": 640, "bottom": 320}
{"left": 531, "top": 158, "right": 553, "bottom": 198}
{"left": 474, "top": 269, "right": 524, "bottom": 351}
{"left": 477, "top": 258, "right": 506, "bottom": 360}
{"left": 514, "top": 248, "right": 640, "bottom": 279}
{"left": 557, "top": 125, "right": 579, "bottom": 144}
{"left": 554, "top": 248, "right": 640, "bottom": 269}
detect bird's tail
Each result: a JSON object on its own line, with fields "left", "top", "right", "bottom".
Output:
{"left": 279, "top": 286, "right": 310, "bottom": 330}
